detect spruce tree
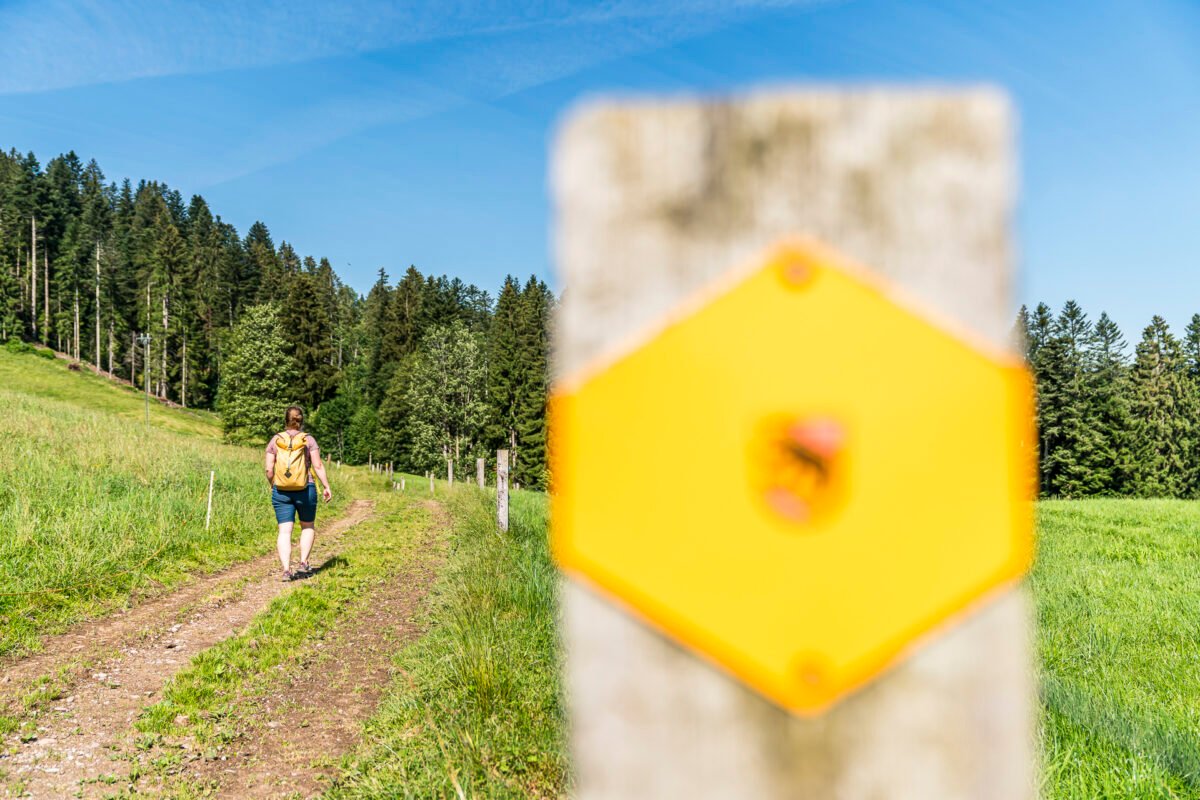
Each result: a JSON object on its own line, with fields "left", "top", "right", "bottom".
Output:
{"left": 377, "top": 355, "right": 416, "bottom": 467}
{"left": 487, "top": 276, "right": 522, "bottom": 457}
{"left": 243, "top": 221, "right": 277, "bottom": 304}
{"left": 312, "top": 360, "right": 370, "bottom": 463}
{"left": 361, "top": 268, "right": 392, "bottom": 402}
{"left": 1014, "top": 305, "right": 1032, "bottom": 360}
{"left": 280, "top": 270, "right": 336, "bottom": 408}
{"left": 1181, "top": 313, "right": 1200, "bottom": 493}
{"left": 217, "top": 304, "right": 295, "bottom": 444}
{"left": 345, "top": 403, "right": 380, "bottom": 465}
{"left": 1044, "top": 302, "right": 1105, "bottom": 497}
{"left": 149, "top": 213, "right": 186, "bottom": 399}
{"left": 310, "top": 394, "right": 356, "bottom": 463}
{"left": 1026, "top": 303, "right": 1054, "bottom": 364}
{"left": 513, "top": 277, "right": 553, "bottom": 489}
{"left": 185, "top": 196, "right": 223, "bottom": 406}
{"left": 1030, "top": 313, "right": 1070, "bottom": 496}
{"left": 1086, "top": 313, "right": 1133, "bottom": 494}
{"left": 1182, "top": 314, "right": 1200, "bottom": 381}
{"left": 382, "top": 266, "right": 425, "bottom": 362}
{"left": 0, "top": 255, "right": 19, "bottom": 340}
{"left": 1128, "top": 316, "right": 1195, "bottom": 497}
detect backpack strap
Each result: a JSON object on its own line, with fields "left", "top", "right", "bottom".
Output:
{"left": 287, "top": 433, "right": 312, "bottom": 476}
{"left": 279, "top": 432, "right": 307, "bottom": 452}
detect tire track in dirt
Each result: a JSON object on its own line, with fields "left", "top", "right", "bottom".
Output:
{"left": 182, "top": 499, "right": 447, "bottom": 799}
{"left": 0, "top": 499, "right": 376, "bottom": 799}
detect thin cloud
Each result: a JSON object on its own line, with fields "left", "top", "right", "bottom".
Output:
{"left": 179, "top": 2, "right": 835, "bottom": 189}
{"left": 0, "top": 0, "right": 829, "bottom": 95}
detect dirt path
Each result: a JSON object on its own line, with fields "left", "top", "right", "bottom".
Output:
{"left": 0, "top": 499, "right": 377, "bottom": 799}
{"left": 185, "top": 500, "right": 447, "bottom": 798}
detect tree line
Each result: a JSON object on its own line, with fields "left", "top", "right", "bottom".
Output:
{"left": 0, "top": 147, "right": 552, "bottom": 488}
{"left": 1019, "top": 301, "right": 1200, "bottom": 498}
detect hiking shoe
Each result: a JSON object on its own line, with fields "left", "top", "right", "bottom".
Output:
{"left": 281, "top": 568, "right": 295, "bottom": 582}
{"left": 297, "top": 561, "right": 312, "bottom": 576}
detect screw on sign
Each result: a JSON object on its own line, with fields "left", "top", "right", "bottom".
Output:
{"left": 551, "top": 240, "right": 1035, "bottom": 713}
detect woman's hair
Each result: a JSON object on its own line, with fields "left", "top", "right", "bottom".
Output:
{"left": 285, "top": 405, "right": 305, "bottom": 430}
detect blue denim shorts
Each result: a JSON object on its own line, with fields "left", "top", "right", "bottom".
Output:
{"left": 272, "top": 483, "right": 317, "bottom": 524}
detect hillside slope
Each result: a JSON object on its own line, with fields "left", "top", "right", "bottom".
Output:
{"left": 0, "top": 345, "right": 348, "bottom": 658}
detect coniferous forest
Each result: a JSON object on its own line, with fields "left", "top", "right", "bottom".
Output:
{"left": 1019, "top": 301, "right": 1200, "bottom": 499}
{"left": 7, "top": 147, "right": 1197, "bottom": 500}
{"left": 0, "top": 148, "right": 553, "bottom": 489}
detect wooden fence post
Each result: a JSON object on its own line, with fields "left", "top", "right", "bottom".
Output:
{"left": 553, "top": 90, "right": 1031, "bottom": 799}
{"left": 497, "top": 449, "right": 510, "bottom": 532}
{"left": 477, "top": 457, "right": 486, "bottom": 488}
{"left": 205, "top": 470, "right": 214, "bottom": 531}
{"left": 429, "top": 472, "right": 434, "bottom": 495}
{"left": 448, "top": 459, "right": 454, "bottom": 485}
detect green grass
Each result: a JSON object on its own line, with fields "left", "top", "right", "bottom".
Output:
{"left": 0, "top": 346, "right": 351, "bottom": 658}
{"left": 1034, "top": 499, "right": 1200, "bottom": 798}
{"left": 0, "top": 343, "right": 569, "bottom": 796}
{"left": 28, "top": 337, "right": 1200, "bottom": 798}
{"left": 327, "top": 487, "right": 568, "bottom": 799}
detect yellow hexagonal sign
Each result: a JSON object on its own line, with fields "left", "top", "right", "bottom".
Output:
{"left": 551, "top": 240, "right": 1035, "bottom": 714}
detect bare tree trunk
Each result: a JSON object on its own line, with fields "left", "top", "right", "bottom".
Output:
{"left": 30, "top": 217, "right": 37, "bottom": 339}
{"left": 181, "top": 336, "right": 188, "bottom": 408}
{"left": 161, "top": 288, "right": 169, "bottom": 399}
{"left": 144, "top": 283, "right": 152, "bottom": 389}
{"left": 16, "top": 245, "right": 23, "bottom": 318}
{"left": 73, "top": 290, "right": 80, "bottom": 360}
{"left": 95, "top": 242, "right": 102, "bottom": 368}
{"left": 108, "top": 323, "right": 114, "bottom": 375}
{"left": 43, "top": 250, "right": 49, "bottom": 344}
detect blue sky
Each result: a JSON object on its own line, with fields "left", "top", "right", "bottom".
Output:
{"left": 1, "top": 0, "right": 1197, "bottom": 339}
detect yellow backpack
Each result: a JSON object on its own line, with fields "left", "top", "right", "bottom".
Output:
{"left": 273, "top": 432, "right": 311, "bottom": 491}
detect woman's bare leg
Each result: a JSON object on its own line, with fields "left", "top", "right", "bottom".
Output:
{"left": 277, "top": 521, "right": 294, "bottom": 571}
{"left": 299, "top": 522, "right": 316, "bottom": 566}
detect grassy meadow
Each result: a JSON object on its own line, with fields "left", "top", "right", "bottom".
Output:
{"left": 1034, "top": 499, "right": 1200, "bottom": 797}
{"left": 0, "top": 348, "right": 568, "bottom": 797}
{"left": 0, "top": 346, "right": 352, "bottom": 659}
{"left": 12, "top": 340, "right": 1200, "bottom": 798}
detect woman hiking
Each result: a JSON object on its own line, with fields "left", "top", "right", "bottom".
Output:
{"left": 264, "top": 406, "right": 333, "bottom": 581}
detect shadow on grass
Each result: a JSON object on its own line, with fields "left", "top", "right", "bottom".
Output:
{"left": 307, "top": 555, "right": 348, "bottom": 578}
